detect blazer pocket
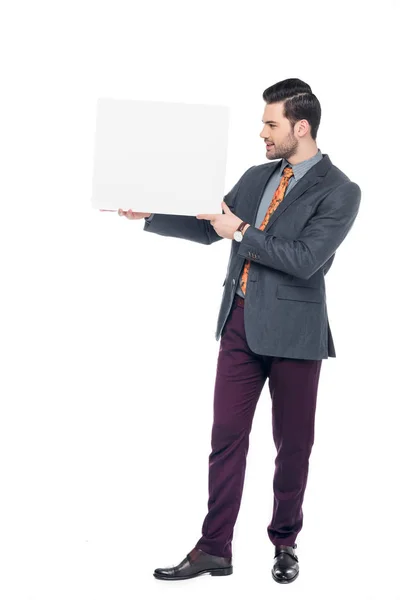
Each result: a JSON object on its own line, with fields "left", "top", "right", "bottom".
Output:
{"left": 276, "top": 284, "right": 322, "bottom": 303}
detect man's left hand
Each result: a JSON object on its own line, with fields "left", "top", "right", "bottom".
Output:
{"left": 196, "top": 201, "right": 246, "bottom": 240}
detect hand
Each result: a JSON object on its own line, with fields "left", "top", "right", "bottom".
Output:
{"left": 196, "top": 201, "right": 246, "bottom": 240}
{"left": 117, "top": 209, "right": 152, "bottom": 219}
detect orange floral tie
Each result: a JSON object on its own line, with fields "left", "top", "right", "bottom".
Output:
{"left": 240, "top": 166, "right": 294, "bottom": 295}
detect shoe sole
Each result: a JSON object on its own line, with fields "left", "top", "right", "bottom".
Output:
{"left": 153, "top": 566, "right": 233, "bottom": 580}
{"left": 271, "top": 568, "right": 299, "bottom": 584}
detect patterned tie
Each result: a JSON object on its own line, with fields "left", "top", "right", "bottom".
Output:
{"left": 240, "top": 166, "right": 294, "bottom": 295}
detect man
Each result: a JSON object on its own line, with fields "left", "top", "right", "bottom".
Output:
{"left": 117, "top": 78, "right": 361, "bottom": 583}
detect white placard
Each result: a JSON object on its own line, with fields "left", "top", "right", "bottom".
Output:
{"left": 90, "top": 97, "right": 230, "bottom": 215}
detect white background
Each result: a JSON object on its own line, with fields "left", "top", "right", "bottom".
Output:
{"left": 0, "top": 1, "right": 398, "bottom": 599}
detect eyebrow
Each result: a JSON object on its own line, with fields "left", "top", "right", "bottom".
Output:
{"left": 261, "top": 120, "right": 279, "bottom": 124}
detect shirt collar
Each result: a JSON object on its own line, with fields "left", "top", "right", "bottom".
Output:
{"left": 280, "top": 148, "right": 322, "bottom": 180}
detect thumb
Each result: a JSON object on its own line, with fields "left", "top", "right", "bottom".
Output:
{"left": 222, "top": 200, "right": 231, "bottom": 213}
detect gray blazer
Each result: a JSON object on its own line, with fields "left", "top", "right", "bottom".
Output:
{"left": 143, "top": 153, "right": 361, "bottom": 360}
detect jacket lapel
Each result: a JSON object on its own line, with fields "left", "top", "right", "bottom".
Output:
{"left": 251, "top": 154, "right": 331, "bottom": 232}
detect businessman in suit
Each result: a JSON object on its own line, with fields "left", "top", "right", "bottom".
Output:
{"left": 118, "top": 78, "right": 361, "bottom": 583}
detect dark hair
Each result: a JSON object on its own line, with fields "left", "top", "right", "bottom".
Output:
{"left": 262, "top": 78, "right": 321, "bottom": 140}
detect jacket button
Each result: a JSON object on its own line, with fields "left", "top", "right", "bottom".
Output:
{"left": 232, "top": 279, "right": 235, "bottom": 285}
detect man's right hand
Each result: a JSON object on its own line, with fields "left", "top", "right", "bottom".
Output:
{"left": 99, "top": 209, "right": 152, "bottom": 219}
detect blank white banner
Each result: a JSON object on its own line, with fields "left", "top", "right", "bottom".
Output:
{"left": 90, "top": 97, "right": 230, "bottom": 215}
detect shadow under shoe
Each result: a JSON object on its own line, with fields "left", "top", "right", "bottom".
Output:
{"left": 153, "top": 547, "right": 233, "bottom": 580}
{"left": 271, "top": 543, "right": 299, "bottom": 584}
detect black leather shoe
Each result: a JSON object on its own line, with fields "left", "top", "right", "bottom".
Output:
{"left": 153, "top": 547, "right": 233, "bottom": 580}
{"left": 271, "top": 543, "right": 299, "bottom": 584}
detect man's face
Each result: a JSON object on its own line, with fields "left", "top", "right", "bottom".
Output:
{"left": 260, "top": 101, "right": 299, "bottom": 161}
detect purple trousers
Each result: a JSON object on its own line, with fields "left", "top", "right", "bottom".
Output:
{"left": 194, "top": 294, "right": 322, "bottom": 558}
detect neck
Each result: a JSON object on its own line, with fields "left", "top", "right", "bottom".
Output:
{"left": 286, "top": 143, "right": 319, "bottom": 165}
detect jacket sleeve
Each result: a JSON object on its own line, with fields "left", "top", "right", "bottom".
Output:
{"left": 143, "top": 166, "right": 256, "bottom": 245}
{"left": 237, "top": 181, "right": 361, "bottom": 279}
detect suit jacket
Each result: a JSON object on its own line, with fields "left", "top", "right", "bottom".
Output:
{"left": 143, "top": 153, "right": 361, "bottom": 360}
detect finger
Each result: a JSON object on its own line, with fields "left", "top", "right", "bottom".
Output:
{"left": 221, "top": 201, "right": 231, "bottom": 213}
{"left": 196, "top": 214, "right": 215, "bottom": 220}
